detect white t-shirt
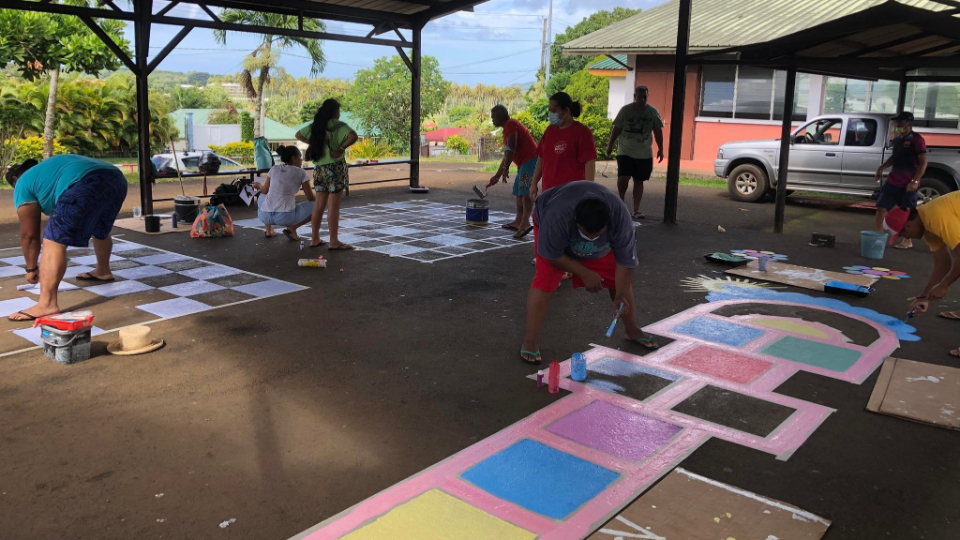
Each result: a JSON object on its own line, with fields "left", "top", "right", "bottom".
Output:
{"left": 257, "top": 164, "right": 310, "bottom": 213}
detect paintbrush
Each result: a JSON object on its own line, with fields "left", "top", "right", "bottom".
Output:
{"left": 472, "top": 185, "right": 487, "bottom": 199}
{"left": 606, "top": 302, "right": 625, "bottom": 337}
{"left": 904, "top": 295, "right": 926, "bottom": 322}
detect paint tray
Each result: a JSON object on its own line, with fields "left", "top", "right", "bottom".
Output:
{"left": 823, "top": 280, "right": 873, "bottom": 298}
{"left": 704, "top": 252, "right": 750, "bottom": 267}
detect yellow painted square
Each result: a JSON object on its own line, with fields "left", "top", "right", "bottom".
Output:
{"left": 341, "top": 489, "right": 537, "bottom": 540}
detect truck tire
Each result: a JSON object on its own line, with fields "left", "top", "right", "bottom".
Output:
{"left": 918, "top": 175, "right": 954, "bottom": 203}
{"left": 727, "top": 163, "right": 769, "bottom": 203}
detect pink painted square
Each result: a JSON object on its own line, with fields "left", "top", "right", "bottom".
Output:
{"left": 546, "top": 401, "right": 682, "bottom": 463}
{"left": 668, "top": 346, "right": 772, "bottom": 384}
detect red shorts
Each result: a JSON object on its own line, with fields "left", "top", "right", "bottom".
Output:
{"left": 532, "top": 225, "right": 617, "bottom": 291}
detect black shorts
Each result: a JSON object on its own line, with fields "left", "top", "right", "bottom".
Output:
{"left": 616, "top": 156, "right": 653, "bottom": 182}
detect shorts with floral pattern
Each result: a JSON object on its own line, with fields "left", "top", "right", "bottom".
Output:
{"left": 313, "top": 160, "right": 349, "bottom": 194}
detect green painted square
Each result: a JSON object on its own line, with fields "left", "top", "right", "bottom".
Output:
{"left": 761, "top": 336, "right": 861, "bottom": 372}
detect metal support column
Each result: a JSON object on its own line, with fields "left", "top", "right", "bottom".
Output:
{"left": 134, "top": 0, "right": 154, "bottom": 218}
{"left": 774, "top": 68, "right": 797, "bottom": 234}
{"left": 409, "top": 23, "right": 423, "bottom": 190}
{"left": 663, "top": 0, "right": 692, "bottom": 224}
{"left": 896, "top": 74, "right": 909, "bottom": 112}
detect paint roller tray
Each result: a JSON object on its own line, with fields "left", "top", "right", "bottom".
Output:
{"left": 824, "top": 280, "right": 873, "bottom": 298}
{"left": 704, "top": 252, "right": 750, "bottom": 267}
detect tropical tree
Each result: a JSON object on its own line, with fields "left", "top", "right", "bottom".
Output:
{"left": 550, "top": 8, "right": 641, "bottom": 76}
{"left": 213, "top": 10, "right": 326, "bottom": 138}
{"left": 0, "top": 6, "right": 129, "bottom": 158}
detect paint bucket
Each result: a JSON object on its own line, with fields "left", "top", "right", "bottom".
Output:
{"left": 40, "top": 325, "right": 92, "bottom": 365}
{"left": 860, "top": 230, "right": 889, "bottom": 260}
{"left": 144, "top": 215, "right": 161, "bottom": 233}
{"left": 465, "top": 198, "right": 489, "bottom": 225}
{"left": 174, "top": 195, "right": 201, "bottom": 224}
{"left": 757, "top": 255, "right": 771, "bottom": 272}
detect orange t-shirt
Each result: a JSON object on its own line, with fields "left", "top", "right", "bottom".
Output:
{"left": 502, "top": 119, "right": 538, "bottom": 166}
{"left": 536, "top": 122, "right": 597, "bottom": 191}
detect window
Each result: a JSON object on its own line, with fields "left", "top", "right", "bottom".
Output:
{"left": 824, "top": 79, "right": 960, "bottom": 129}
{"left": 699, "top": 67, "right": 809, "bottom": 121}
{"left": 794, "top": 118, "right": 842, "bottom": 145}
{"left": 181, "top": 157, "right": 200, "bottom": 169}
{"left": 907, "top": 82, "right": 960, "bottom": 129}
{"left": 845, "top": 119, "right": 878, "bottom": 147}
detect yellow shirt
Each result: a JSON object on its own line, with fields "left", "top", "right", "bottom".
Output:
{"left": 918, "top": 191, "right": 960, "bottom": 252}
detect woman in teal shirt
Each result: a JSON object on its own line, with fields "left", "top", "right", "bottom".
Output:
{"left": 297, "top": 99, "right": 358, "bottom": 249}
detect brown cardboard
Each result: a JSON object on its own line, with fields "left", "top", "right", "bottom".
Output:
{"left": 866, "top": 357, "right": 960, "bottom": 430}
{"left": 113, "top": 216, "right": 190, "bottom": 235}
{"left": 587, "top": 468, "right": 830, "bottom": 540}
{"left": 726, "top": 260, "right": 877, "bottom": 291}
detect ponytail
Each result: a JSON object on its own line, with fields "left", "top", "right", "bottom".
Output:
{"left": 549, "top": 91, "right": 582, "bottom": 118}
{"left": 307, "top": 98, "right": 341, "bottom": 162}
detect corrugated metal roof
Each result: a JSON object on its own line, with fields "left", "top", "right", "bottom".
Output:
{"left": 563, "top": 0, "right": 955, "bottom": 54}
{"left": 588, "top": 55, "right": 628, "bottom": 70}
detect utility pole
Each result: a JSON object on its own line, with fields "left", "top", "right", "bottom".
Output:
{"left": 545, "top": 0, "right": 553, "bottom": 84}
{"left": 540, "top": 17, "right": 548, "bottom": 74}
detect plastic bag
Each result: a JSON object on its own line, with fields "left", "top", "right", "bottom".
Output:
{"left": 190, "top": 204, "right": 235, "bottom": 238}
{"left": 253, "top": 137, "right": 273, "bottom": 171}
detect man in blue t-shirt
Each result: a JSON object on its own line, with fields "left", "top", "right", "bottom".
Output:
{"left": 519, "top": 181, "right": 659, "bottom": 365}
{"left": 5, "top": 155, "right": 129, "bottom": 321}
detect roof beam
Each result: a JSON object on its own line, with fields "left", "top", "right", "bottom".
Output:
{"left": 79, "top": 15, "right": 137, "bottom": 73}
{"left": 414, "top": 0, "right": 483, "bottom": 24}
{"left": 696, "top": 56, "right": 960, "bottom": 69}
{"left": 0, "top": 0, "right": 134, "bottom": 20}
{"left": 604, "top": 54, "right": 633, "bottom": 71}
{"left": 839, "top": 33, "right": 926, "bottom": 58}
{"left": 192, "top": 0, "right": 414, "bottom": 25}
{"left": 913, "top": 40, "right": 960, "bottom": 56}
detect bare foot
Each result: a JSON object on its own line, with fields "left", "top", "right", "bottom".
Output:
{"left": 894, "top": 239, "right": 913, "bottom": 250}
{"left": 8, "top": 304, "right": 60, "bottom": 321}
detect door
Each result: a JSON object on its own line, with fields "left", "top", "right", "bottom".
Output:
{"left": 841, "top": 118, "right": 883, "bottom": 189}
{"left": 786, "top": 118, "right": 844, "bottom": 186}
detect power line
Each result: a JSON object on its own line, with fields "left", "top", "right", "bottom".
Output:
{"left": 443, "top": 47, "right": 541, "bottom": 70}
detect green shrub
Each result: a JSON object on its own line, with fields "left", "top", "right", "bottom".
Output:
{"left": 580, "top": 114, "right": 614, "bottom": 160}
{"left": 240, "top": 111, "right": 254, "bottom": 142}
{"left": 209, "top": 141, "right": 254, "bottom": 162}
{"left": 446, "top": 134, "right": 469, "bottom": 154}
{"left": 514, "top": 111, "right": 547, "bottom": 141}
{"left": 2, "top": 136, "right": 67, "bottom": 163}
{"left": 348, "top": 138, "right": 394, "bottom": 160}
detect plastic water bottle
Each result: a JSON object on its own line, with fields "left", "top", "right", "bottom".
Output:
{"left": 571, "top": 352, "right": 587, "bottom": 382}
{"left": 297, "top": 258, "right": 327, "bottom": 268}
{"left": 548, "top": 361, "right": 560, "bottom": 394}
{"left": 171, "top": 212, "right": 178, "bottom": 228}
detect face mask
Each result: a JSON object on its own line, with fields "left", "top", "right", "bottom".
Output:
{"left": 549, "top": 112, "right": 562, "bottom": 126}
{"left": 895, "top": 126, "right": 906, "bottom": 135}
{"left": 579, "top": 229, "right": 600, "bottom": 242}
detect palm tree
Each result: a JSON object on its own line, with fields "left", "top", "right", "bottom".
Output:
{"left": 213, "top": 11, "right": 326, "bottom": 138}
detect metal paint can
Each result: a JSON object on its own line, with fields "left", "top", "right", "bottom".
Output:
{"left": 465, "top": 198, "right": 489, "bottom": 226}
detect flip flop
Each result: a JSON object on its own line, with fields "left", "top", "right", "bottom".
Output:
{"left": 502, "top": 224, "right": 519, "bottom": 231}
{"left": 328, "top": 244, "right": 355, "bottom": 251}
{"left": 8, "top": 310, "right": 45, "bottom": 322}
{"left": 75, "top": 273, "right": 115, "bottom": 282}
{"left": 282, "top": 229, "right": 299, "bottom": 242}
{"left": 951, "top": 348, "right": 960, "bottom": 358}
{"left": 632, "top": 212, "right": 646, "bottom": 220}
{"left": 309, "top": 240, "right": 327, "bottom": 248}
{"left": 629, "top": 334, "right": 660, "bottom": 350}
{"left": 264, "top": 232, "right": 277, "bottom": 238}
{"left": 514, "top": 226, "right": 533, "bottom": 239}
{"left": 519, "top": 349, "right": 542, "bottom": 365}
{"left": 939, "top": 311, "right": 960, "bottom": 321}
{"left": 893, "top": 243, "right": 913, "bottom": 250}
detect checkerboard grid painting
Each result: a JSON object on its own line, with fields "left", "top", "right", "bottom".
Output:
{"left": 233, "top": 200, "right": 533, "bottom": 263}
{"left": 0, "top": 239, "right": 307, "bottom": 353}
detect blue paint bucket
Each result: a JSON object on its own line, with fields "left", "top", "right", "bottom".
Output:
{"left": 465, "top": 198, "right": 489, "bottom": 225}
{"left": 860, "top": 230, "right": 889, "bottom": 259}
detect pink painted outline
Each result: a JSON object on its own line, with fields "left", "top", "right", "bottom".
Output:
{"left": 290, "top": 299, "right": 897, "bottom": 540}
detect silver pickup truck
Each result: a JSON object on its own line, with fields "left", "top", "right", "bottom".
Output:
{"left": 715, "top": 113, "right": 960, "bottom": 203}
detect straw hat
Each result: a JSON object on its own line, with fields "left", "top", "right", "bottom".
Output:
{"left": 107, "top": 326, "right": 165, "bottom": 355}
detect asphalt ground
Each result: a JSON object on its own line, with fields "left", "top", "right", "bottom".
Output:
{"left": 0, "top": 169, "right": 957, "bottom": 540}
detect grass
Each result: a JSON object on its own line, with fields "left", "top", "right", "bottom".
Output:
{"left": 480, "top": 162, "right": 517, "bottom": 174}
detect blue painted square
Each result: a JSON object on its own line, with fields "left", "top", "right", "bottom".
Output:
{"left": 460, "top": 439, "right": 620, "bottom": 520}
{"left": 671, "top": 317, "right": 765, "bottom": 347}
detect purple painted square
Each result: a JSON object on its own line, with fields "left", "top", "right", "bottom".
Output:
{"left": 547, "top": 401, "right": 682, "bottom": 462}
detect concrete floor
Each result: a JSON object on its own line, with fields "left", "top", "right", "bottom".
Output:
{"left": 0, "top": 171, "right": 958, "bottom": 540}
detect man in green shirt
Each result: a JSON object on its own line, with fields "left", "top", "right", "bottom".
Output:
{"left": 606, "top": 85, "right": 664, "bottom": 220}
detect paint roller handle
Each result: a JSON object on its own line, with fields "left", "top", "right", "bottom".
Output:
{"left": 605, "top": 302, "right": 625, "bottom": 338}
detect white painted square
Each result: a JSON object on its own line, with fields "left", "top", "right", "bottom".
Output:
{"left": 179, "top": 264, "right": 243, "bottom": 280}
{"left": 136, "top": 297, "right": 211, "bottom": 318}
{"left": 0, "top": 297, "right": 40, "bottom": 317}
{"left": 338, "top": 220, "right": 374, "bottom": 228}
{"left": 70, "top": 254, "right": 126, "bottom": 265}
{"left": 110, "top": 242, "right": 143, "bottom": 253}
{"left": 0, "top": 256, "right": 26, "bottom": 266}
{"left": 233, "top": 218, "right": 265, "bottom": 228}
{"left": 85, "top": 280, "right": 154, "bottom": 298}
{"left": 379, "top": 226, "right": 420, "bottom": 237}
{"left": 0, "top": 266, "right": 24, "bottom": 278}
{"left": 62, "top": 265, "right": 95, "bottom": 279}
{"left": 14, "top": 325, "right": 105, "bottom": 346}
{"left": 159, "top": 280, "right": 225, "bottom": 297}
{"left": 130, "top": 253, "right": 192, "bottom": 265}
{"left": 21, "top": 281, "right": 80, "bottom": 295}
{"left": 232, "top": 279, "right": 305, "bottom": 298}
{"left": 420, "top": 235, "right": 474, "bottom": 247}
{"left": 113, "top": 265, "right": 173, "bottom": 280}
{"left": 367, "top": 244, "right": 425, "bottom": 256}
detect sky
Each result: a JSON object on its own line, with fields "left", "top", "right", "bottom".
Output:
{"left": 134, "top": 0, "right": 661, "bottom": 87}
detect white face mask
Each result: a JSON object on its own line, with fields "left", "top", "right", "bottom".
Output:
{"left": 549, "top": 112, "right": 562, "bottom": 126}
{"left": 579, "top": 229, "right": 600, "bottom": 242}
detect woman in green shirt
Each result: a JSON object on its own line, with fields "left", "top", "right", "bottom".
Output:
{"left": 298, "top": 99, "right": 358, "bottom": 249}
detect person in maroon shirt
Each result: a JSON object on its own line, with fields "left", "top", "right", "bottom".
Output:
{"left": 487, "top": 105, "right": 539, "bottom": 238}
{"left": 529, "top": 92, "right": 597, "bottom": 200}
{"left": 875, "top": 111, "right": 928, "bottom": 250}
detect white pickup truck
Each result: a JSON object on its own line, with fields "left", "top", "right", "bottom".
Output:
{"left": 715, "top": 113, "right": 960, "bottom": 203}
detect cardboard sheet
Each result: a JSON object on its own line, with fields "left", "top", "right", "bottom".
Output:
{"left": 113, "top": 217, "right": 190, "bottom": 235}
{"left": 866, "top": 357, "right": 960, "bottom": 430}
{"left": 586, "top": 468, "right": 830, "bottom": 540}
{"left": 726, "top": 260, "right": 878, "bottom": 291}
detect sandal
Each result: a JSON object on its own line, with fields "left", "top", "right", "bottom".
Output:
{"left": 8, "top": 310, "right": 38, "bottom": 322}
{"left": 893, "top": 243, "right": 913, "bottom": 250}
{"left": 629, "top": 334, "right": 660, "bottom": 350}
{"left": 309, "top": 240, "right": 327, "bottom": 248}
{"left": 520, "top": 349, "right": 542, "bottom": 365}
{"left": 282, "top": 229, "right": 299, "bottom": 242}
{"left": 75, "top": 273, "right": 115, "bottom": 282}
{"left": 328, "top": 244, "right": 355, "bottom": 251}
{"left": 632, "top": 212, "right": 645, "bottom": 220}
{"left": 514, "top": 226, "right": 533, "bottom": 239}
{"left": 502, "top": 224, "right": 519, "bottom": 231}
{"left": 264, "top": 232, "right": 277, "bottom": 238}
{"left": 939, "top": 311, "right": 960, "bottom": 321}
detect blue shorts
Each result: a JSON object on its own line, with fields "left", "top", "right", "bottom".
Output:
{"left": 258, "top": 201, "right": 314, "bottom": 227}
{"left": 44, "top": 169, "right": 128, "bottom": 247}
{"left": 512, "top": 158, "right": 537, "bottom": 197}
{"left": 876, "top": 182, "right": 918, "bottom": 211}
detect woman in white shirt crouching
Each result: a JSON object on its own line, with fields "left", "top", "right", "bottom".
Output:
{"left": 256, "top": 145, "right": 315, "bottom": 241}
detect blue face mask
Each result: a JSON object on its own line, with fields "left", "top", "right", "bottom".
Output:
{"left": 549, "top": 112, "right": 562, "bottom": 126}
